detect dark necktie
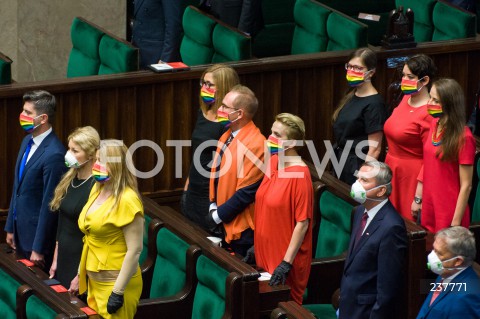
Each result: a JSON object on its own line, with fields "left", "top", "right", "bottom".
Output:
{"left": 430, "top": 279, "right": 444, "bottom": 306}
{"left": 19, "top": 138, "right": 34, "bottom": 180}
{"left": 353, "top": 211, "right": 368, "bottom": 249}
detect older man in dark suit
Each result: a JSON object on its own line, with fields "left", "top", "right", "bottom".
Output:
{"left": 339, "top": 161, "right": 407, "bottom": 319}
{"left": 5, "top": 90, "right": 66, "bottom": 271}
{"left": 417, "top": 226, "right": 480, "bottom": 319}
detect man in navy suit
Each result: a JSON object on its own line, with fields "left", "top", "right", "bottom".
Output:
{"left": 5, "top": 90, "right": 66, "bottom": 271}
{"left": 417, "top": 226, "right": 480, "bottom": 319}
{"left": 131, "top": 0, "right": 183, "bottom": 68}
{"left": 339, "top": 161, "right": 407, "bottom": 319}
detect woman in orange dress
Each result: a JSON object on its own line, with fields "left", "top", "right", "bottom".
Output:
{"left": 384, "top": 54, "right": 437, "bottom": 221}
{"left": 245, "top": 113, "right": 313, "bottom": 304}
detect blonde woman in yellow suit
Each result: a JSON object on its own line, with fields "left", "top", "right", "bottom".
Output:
{"left": 78, "top": 140, "right": 144, "bottom": 318}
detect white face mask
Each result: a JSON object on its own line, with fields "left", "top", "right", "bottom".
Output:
{"left": 427, "top": 250, "right": 464, "bottom": 275}
{"left": 64, "top": 151, "right": 90, "bottom": 168}
{"left": 350, "top": 180, "right": 389, "bottom": 204}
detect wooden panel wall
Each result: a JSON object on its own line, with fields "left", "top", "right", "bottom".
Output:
{"left": 0, "top": 38, "right": 480, "bottom": 212}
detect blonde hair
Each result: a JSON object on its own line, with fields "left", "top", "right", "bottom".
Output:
{"left": 199, "top": 64, "right": 240, "bottom": 114}
{"left": 275, "top": 113, "right": 306, "bottom": 149}
{"left": 50, "top": 126, "right": 100, "bottom": 211}
{"left": 96, "top": 139, "right": 140, "bottom": 215}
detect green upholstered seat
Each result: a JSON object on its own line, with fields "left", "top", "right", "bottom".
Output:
{"left": 139, "top": 214, "right": 152, "bottom": 266}
{"left": 326, "top": 12, "right": 368, "bottom": 51}
{"left": 291, "top": 0, "right": 330, "bottom": 54}
{"left": 149, "top": 227, "right": 190, "bottom": 298}
{"left": 303, "top": 303, "right": 337, "bottom": 319}
{"left": 191, "top": 255, "right": 230, "bottom": 319}
{"left": 25, "top": 295, "right": 58, "bottom": 319}
{"left": 396, "top": 0, "right": 436, "bottom": 42}
{"left": 0, "top": 268, "right": 21, "bottom": 319}
{"left": 292, "top": 0, "right": 367, "bottom": 55}
{"left": 315, "top": 190, "right": 353, "bottom": 258}
{"left": 0, "top": 54, "right": 12, "bottom": 84}
{"left": 252, "top": 0, "right": 296, "bottom": 57}
{"left": 180, "top": 6, "right": 216, "bottom": 66}
{"left": 67, "top": 17, "right": 104, "bottom": 78}
{"left": 98, "top": 34, "right": 139, "bottom": 75}
{"left": 212, "top": 23, "right": 251, "bottom": 63}
{"left": 432, "top": 0, "right": 476, "bottom": 41}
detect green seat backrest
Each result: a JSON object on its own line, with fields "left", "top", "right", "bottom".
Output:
{"left": 432, "top": 0, "right": 476, "bottom": 41}
{"left": 303, "top": 303, "right": 337, "bottom": 319}
{"left": 67, "top": 17, "right": 104, "bottom": 78}
{"left": 191, "top": 255, "right": 230, "bottom": 319}
{"left": 149, "top": 227, "right": 189, "bottom": 298}
{"left": 139, "top": 214, "right": 152, "bottom": 266}
{"left": 98, "top": 34, "right": 139, "bottom": 75}
{"left": 252, "top": 0, "right": 296, "bottom": 57}
{"left": 180, "top": 6, "right": 216, "bottom": 66}
{"left": 315, "top": 190, "right": 353, "bottom": 258}
{"left": 0, "top": 56, "right": 12, "bottom": 84}
{"left": 396, "top": 0, "right": 436, "bottom": 42}
{"left": 291, "top": 0, "right": 330, "bottom": 55}
{"left": 212, "top": 24, "right": 251, "bottom": 63}
{"left": 326, "top": 12, "right": 368, "bottom": 51}
{"left": 0, "top": 268, "right": 21, "bottom": 318}
{"left": 26, "top": 295, "right": 58, "bottom": 319}
{"left": 472, "top": 156, "right": 480, "bottom": 222}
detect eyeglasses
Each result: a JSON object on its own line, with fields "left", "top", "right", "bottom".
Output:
{"left": 199, "top": 79, "right": 215, "bottom": 89}
{"left": 220, "top": 103, "right": 238, "bottom": 112}
{"left": 345, "top": 63, "right": 366, "bottom": 72}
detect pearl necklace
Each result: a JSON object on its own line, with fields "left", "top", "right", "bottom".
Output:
{"left": 71, "top": 175, "right": 93, "bottom": 189}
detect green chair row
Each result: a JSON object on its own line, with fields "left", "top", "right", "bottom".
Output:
{"left": 396, "top": 0, "right": 477, "bottom": 42}
{"left": 137, "top": 197, "right": 290, "bottom": 319}
{"left": 180, "top": 6, "right": 252, "bottom": 66}
{"left": 67, "top": 17, "right": 139, "bottom": 78}
{"left": 0, "top": 245, "right": 93, "bottom": 318}
{"left": 0, "top": 52, "right": 12, "bottom": 84}
{"left": 292, "top": 0, "right": 368, "bottom": 55}
{"left": 316, "top": 0, "right": 395, "bottom": 46}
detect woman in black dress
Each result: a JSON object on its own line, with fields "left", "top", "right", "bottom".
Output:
{"left": 332, "top": 48, "right": 387, "bottom": 185}
{"left": 49, "top": 126, "right": 100, "bottom": 292}
{"left": 181, "top": 64, "right": 240, "bottom": 230}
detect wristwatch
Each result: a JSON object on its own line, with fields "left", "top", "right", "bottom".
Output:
{"left": 414, "top": 196, "right": 422, "bottom": 204}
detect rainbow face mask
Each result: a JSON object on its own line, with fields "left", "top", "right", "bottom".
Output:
{"left": 217, "top": 110, "right": 232, "bottom": 127}
{"left": 346, "top": 70, "right": 367, "bottom": 87}
{"left": 19, "top": 114, "right": 42, "bottom": 133}
{"left": 427, "top": 103, "right": 443, "bottom": 118}
{"left": 200, "top": 86, "right": 216, "bottom": 105}
{"left": 401, "top": 77, "right": 425, "bottom": 95}
{"left": 267, "top": 135, "right": 283, "bottom": 154}
{"left": 92, "top": 162, "right": 110, "bottom": 183}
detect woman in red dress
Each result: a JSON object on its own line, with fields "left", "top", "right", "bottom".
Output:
{"left": 244, "top": 113, "right": 313, "bottom": 304}
{"left": 419, "top": 78, "right": 475, "bottom": 232}
{"left": 384, "top": 54, "right": 437, "bottom": 221}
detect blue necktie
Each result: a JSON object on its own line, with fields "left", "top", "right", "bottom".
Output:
{"left": 18, "top": 138, "right": 34, "bottom": 180}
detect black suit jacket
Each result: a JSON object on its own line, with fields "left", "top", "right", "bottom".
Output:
{"left": 339, "top": 201, "right": 407, "bottom": 319}
{"left": 208, "top": 0, "right": 263, "bottom": 35}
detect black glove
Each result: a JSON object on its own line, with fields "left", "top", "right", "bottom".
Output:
{"left": 205, "top": 210, "right": 225, "bottom": 238}
{"left": 242, "top": 245, "right": 255, "bottom": 264}
{"left": 107, "top": 291, "right": 124, "bottom": 314}
{"left": 269, "top": 261, "right": 292, "bottom": 286}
